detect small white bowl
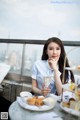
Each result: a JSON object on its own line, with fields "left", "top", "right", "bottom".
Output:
{"left": 20, "top": 91, "right": 32, "bottom": 102}
{"left": 43, "top": 97, "right": 57, "bottom": 107}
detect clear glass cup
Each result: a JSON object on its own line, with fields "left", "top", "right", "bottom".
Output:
{"left": 43, "top": 76, "right": 52, "bottom": 97}
{"left": 44, "top": 76, "right": 51, "bottom": 87}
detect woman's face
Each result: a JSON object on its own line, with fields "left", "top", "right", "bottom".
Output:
{"left": 46, "top": 42, "right": 61, "bottom": 60}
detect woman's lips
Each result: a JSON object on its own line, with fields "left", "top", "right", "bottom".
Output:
{"left": 49, "top": 56, "right": 58, "bottom": 59}
{"left": 52, "top": 56, "right": 58, "bottom": 58}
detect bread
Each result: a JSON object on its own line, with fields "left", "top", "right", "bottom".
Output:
{"left": 77, "top": 65, "right": 80, "bottom": 69}
{"left": 70, "top": 82, "right": 76, "bottom": 91}
{"left": 62, "top": 96, "right": 80, "bottom": 111}
{"left": 62, "top": 98, "right": 75, "bottom": 108}
{"left": 69, "top": 98, "right": 79, "bottom": 111}
{"left": 62, "top": 102, "right": 70, "bottom": 108}
{"left": 69, "top": 98, "right": 76, "bottom": 104}
{"left": 77, "top": 84, "right": 80, "bottom": 95}
{"left": 27, "top": 96, "right": 45, "bottom": 106}
{"left": 27, "top": 97, "right": 36, "bottom": 105}
{"left": 35, "top": 97, "right": 44, "bottom": 106}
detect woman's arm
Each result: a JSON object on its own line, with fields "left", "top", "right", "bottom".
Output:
{"left": 32, "top": 79, "right": 51, "bottom": 96}
{"left": 32, "top": 79, "right": 42, "bottom": 94}
{"left": 54, "top": 69, "right": 62, "bottom": 95}
{"left": 48, "top": 58, "right": 62, "bottom": 95}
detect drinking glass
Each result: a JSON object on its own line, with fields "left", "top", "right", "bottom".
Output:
{"left": 44, "top": 76, "right": 51, "bottom": 87}
{"left": 43, "top": 76, "right": 52, "bottom": 97}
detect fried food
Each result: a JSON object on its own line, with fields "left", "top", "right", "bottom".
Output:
{"left": 62, "top": 102, "right": 70, "bottom": 108}
{"left": 77, "top": 84, "right": 80, "bottom": 95}
{"left": 77, "top": 65, "right": 80, "bottom": 69}
{"left": 35, "top": 97, "right": 44, "bottom": 106}
{"left": 27, "top": 96, "right": 45, "bottom": 106}
{"left": 62, "top": 98, "right": 75, "bottom": 108}
{"left": 62, "top": 97, "right": 80, "bottom": 111}
{"left": 27, "top": 97, "right": 36, "bottom": 105}
{"left": 70, "top": 82, "right": 76, "bottom": 91}
{"left": 69, "top": 98, "right": 80, "bottom": 111}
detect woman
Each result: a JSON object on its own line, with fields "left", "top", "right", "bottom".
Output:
{"left": 31, "top": 37, "right": 74, "bottom": 96}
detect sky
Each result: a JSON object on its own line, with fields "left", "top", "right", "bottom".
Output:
{"left": 0, "top": 0, "right": 80, "bottom": 41}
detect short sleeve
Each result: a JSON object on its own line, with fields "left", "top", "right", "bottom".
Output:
{"left": 31, "top": 62, "right": 37, "bottom": 80}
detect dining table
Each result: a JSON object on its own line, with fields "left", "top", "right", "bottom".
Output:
{"left": 8, "top": 97, "right": 80, "bottom": 120}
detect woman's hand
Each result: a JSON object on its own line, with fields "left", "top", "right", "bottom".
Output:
{"left": 41, "top": 84, "right": 51, "bottom": 96}
{"left": 48, "top": 57, "right": 59, "bottom": 70}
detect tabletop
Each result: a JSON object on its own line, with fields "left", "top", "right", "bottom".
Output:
{"left": 9, "top": 100, "right": 80, "bottom": 120}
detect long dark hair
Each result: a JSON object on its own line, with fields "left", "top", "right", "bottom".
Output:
{"left": 41, "top": 37, "right": 75, "bottom": 84}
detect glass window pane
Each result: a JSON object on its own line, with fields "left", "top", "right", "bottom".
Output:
{"left": 22, "top": 44, "right": 43, "bottom": 76}
{"left": 0, "top": 43, "right": 23, "bottom": 74}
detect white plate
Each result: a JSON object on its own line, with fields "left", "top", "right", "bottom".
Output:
{"left": 20, "top": 91, "right": 32, "bottom": 102}
{"left": 65, "top": 67, "right": 76, "bottom": 70}
{"left": 65, "top": 67, "right": 80, "bottom": 71}
{"left": 62, "top": 83, "right": 70, "bottom": 90}
{"left": 20, "top": 91, "right": 32, "bottom": 97}
{"left": 60, "top": 102, "right": 80, "bottom": 117}
{"left": 17, "top": 97, "right": 56, "bottom": 111}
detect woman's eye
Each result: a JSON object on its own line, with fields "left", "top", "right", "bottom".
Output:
{"left": 57, "top": 47, "right": 60, "bottom": 50}
{"left": 49, "top": 48, "right": 53, "bottom": 50}
{"left": 49, "top": 47, "right": 60, "bottom": 50}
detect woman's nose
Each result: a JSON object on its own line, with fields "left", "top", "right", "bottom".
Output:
{"left": 53, "top": 50, "right": 56, "bottom": 54}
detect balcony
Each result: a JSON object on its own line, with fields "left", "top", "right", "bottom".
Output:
{"left": 0, "top": 38, "right": 80, "bottom": 102}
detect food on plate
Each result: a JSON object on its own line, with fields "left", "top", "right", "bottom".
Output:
{"left": 69, "top": 98, "right": 76, "bottom": 109}
{"left": 77, "top": 84, "right": 80, "bottom": 95}
{"left": 62, "top": 97, "right": 75, "bottom": 108}
{"left": 77, "top": 65, "right": 80, "bottom": 69}
{"left": 27, "top": 96, "right": 45, "bottom": 106}
{"left": 62, "top": 94, "right": 70, "bottom": 108}
{"left": 62, "top": 101, "right": 70, "bottom": 108}
{"left": 62, "top": 97, "right": 80, "bottom": 111}
{"left": 27, "top": 96, "right": 37, "bottom": 105}
{"left": 35, "top": 97, "right": 44, "bottom": 106}
{"left": 69, "top": 98, "right": 80, "bottom": 111}
{"left": 70, "top": 82, "right": 76, "bottom": 91}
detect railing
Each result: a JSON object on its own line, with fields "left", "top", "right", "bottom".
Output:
{"left": 0, "top": 38, "right": 80, "bottom": 83}
{"left": 0, "top": 38, "right": 80, "bottom": 102}
{"left": 0, "top": 38, "right": 80, "bottom": 46}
